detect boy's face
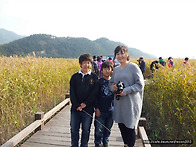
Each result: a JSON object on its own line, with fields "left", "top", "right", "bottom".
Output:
{"left": 102, "top": 67, "right": 112, "bottom": 78}
{"left": 80, "top": 60, "right": 92, "bottom": 74}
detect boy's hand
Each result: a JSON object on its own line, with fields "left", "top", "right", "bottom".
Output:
{"left": 80, "top": 103, "right": 86, "bottom": 109}
{"left": 77, "top": 106, "right": 82, "bottom": 111}
{"left": 95, "top": 108, "right": 101, "bottom": 117}
{"left": 76, "top": 103, "right": 86, "bottom": 111}
{"left": 112, "top": 83, "right": 118, "bottom": 92}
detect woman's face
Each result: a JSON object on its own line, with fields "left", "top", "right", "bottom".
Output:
{"left": 116, "top": 50, "right": 128, "bottom": 63}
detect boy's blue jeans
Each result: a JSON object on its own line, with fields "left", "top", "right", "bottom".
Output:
{"left": 94, "top": 111, "right": 113, "bottom": 145}
{"left": 70, "top": 110, "right": 93, "bottom": 147}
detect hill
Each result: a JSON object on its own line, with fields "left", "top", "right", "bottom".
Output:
{"left": 0, "top": 34, "right": 156, "bottom": 58}
{"left": 0, "top": 28, "right": 25, "bottom": 44}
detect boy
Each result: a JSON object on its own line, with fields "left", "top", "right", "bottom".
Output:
{"left": 94, "top": 61, "right": 114, "bottom": 147}
{"left": 70, "top": 53, "right": 98, "bottom": 147}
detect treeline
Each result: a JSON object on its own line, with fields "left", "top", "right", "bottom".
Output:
{"left": 0, "top": 34, "right": 155, "bottom": 58}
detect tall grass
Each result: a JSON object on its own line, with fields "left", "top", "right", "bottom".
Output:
{"left": 0, "top": 56, "right": 80, "bottom": 145}
{"left": 143, "top": 58, "right": 196, "bottom": 146}
{"left": 0, "top": 56, "right": 195, "bottom": 146}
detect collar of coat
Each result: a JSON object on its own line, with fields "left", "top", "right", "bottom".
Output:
{"left": 78, "top": 69, "right": 91, "bottom": 78}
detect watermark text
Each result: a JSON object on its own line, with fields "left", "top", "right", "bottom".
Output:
{"left": 143, "top": 140, "right": 193, "bottom": 144}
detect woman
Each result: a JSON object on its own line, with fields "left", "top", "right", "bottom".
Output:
{"left": 109, "top": 45, "right": 145, "bottom": 147}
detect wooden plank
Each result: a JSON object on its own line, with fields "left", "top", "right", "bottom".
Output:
{"left": 138, "top": 126, "right": 151, "bottom": 147}
{"left": 2, "top": 98, "right": 70, "bottom": 147}
{"left": 22, "top": 106, "right": 144, "bottom": 147}
{"left": 1, "top": 120, "right": 41, "bottom": 147}
{"left": 2, "top": 97, "right": 147, "bottom": 147}
{"left": 21, "top": 142, "right": 63, "bottom": 147}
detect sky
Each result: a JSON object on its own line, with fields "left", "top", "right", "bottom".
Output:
{"left": 0, "top": 0, "right": 196, "bottom": 59}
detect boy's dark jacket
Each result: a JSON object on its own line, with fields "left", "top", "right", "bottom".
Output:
{"left": 70, "top": 72, "right": 98, "bottom": 113}
{"left": 95, "top": 78, "right": 114, "bottom": 112}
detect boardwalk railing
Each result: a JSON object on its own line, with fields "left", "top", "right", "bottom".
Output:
{"left": 2, "top": 95, "right": 70, "bottom": 147}
{"left": 2, "top": 93, "right": 151, "bottom": 147}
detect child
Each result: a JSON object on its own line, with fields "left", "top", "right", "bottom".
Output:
{"left": 94, "top": 61, "right": 114, "bottom": 147}
{"left": 70, "top": 53, "right": 98, "bottom": 147}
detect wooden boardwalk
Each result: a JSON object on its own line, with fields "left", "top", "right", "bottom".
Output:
{"left": 21, "top": 105, "right": 144, "bottom": 147}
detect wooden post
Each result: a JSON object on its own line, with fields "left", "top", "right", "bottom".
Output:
{"left": 138, "top": 117, "right": 147, "bottom": 128}
{"left": 35, "top": 112, "right": 44, "bottom": 132}
{"left": 138, "top": 127, "right": 151, "bottom": 147}
{"left": 65, "top": 93, "right": 70, "bottom": 98}
{"left": 137, "top": 117, "right": 147, "bottom": 136}
{"left": 66, "top": 93, "right": 71, "bottom": 105}
{"left": 2, "top": 99, "right": 70, "bottom": 147}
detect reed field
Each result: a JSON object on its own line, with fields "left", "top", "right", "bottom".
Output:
{"left": 142, "top": 58, "right": 196, "bottom": 146}
{"left": 0, "top": 56, "right": 195, "bottom": 146}
{"left": 0, "top": 56, "right": 80, "bottom": 145}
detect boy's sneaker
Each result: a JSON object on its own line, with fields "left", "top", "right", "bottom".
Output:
{"left": 103, "top": 143, "right": 108, "bottom": 147}
{"left": 95, "top": 144, "right": 101, "bottom": 147}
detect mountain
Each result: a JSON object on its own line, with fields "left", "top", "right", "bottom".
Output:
{"left": 0, "top": 28, "right": 25, "bottom": 44}
{"left": 0, "top": 33, "right": 156, "bottom": 58}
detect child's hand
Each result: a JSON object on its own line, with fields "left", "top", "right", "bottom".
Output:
{"left": 95, "top": 109, "right": 101, "bottom": 117}
{"left": 77, "top": 103, "right": 86, "bottom": 111}
{"left": 112, "top": 83, "right": 118, "bottom": 92}
{"left": 80, "top": 103, "right": 86, "bottom": 109}
{"left": 77, "top": 106, "right": 82, "bottom": 111}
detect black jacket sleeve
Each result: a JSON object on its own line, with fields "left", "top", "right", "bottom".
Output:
{"left": 70, "top": 74, "right": 80, "bottom": 110}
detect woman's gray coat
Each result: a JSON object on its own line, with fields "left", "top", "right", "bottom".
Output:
{"left": 109, "top": 62, "right": 145, "bottom": 129}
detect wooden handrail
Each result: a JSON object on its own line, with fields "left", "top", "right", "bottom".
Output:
{"left": 2, "top": 98, "right": 70, "bottom": 147}
{"left": 2, "top": 92, "right": 151, "bottom": 147}
{"left": 138, "top": 126, "right": 151, "bottom": 147}
{"left": 1, "top": 120, "right": 41, "bottom": 147}
{"left": 43, "top": 98, "right": 70, "bottom": 122}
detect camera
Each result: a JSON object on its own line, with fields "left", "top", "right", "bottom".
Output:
{"left": 116, "top": 81, "right": 125, "bottom": 100}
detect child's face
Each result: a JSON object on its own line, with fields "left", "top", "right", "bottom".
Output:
{"left": 80, "top": 60, "right": 92, "bottom": 74}
{"left": 102, "top": 67, "right": 112, "bottom": 78}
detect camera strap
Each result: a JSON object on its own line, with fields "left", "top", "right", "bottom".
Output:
{"left": 82, "top": 110, "right": 111, "bottom": 133}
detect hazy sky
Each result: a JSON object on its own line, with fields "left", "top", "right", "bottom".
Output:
{"left": 0, "top": 0, "right": 196, "bottom": 58}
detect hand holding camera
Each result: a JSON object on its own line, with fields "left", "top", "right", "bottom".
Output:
{"left": 115, "top": 81, "right": 125, "bottom": 100}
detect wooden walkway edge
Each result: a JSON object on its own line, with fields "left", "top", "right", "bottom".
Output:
{"left": 2, "top": 97, "right": 151, "bottom": 147}
{"left": 1, "top": 98, "right": 70, "bottom": 147}
{"left": 21, "top": 105, "right": 144, "bottom": 147}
